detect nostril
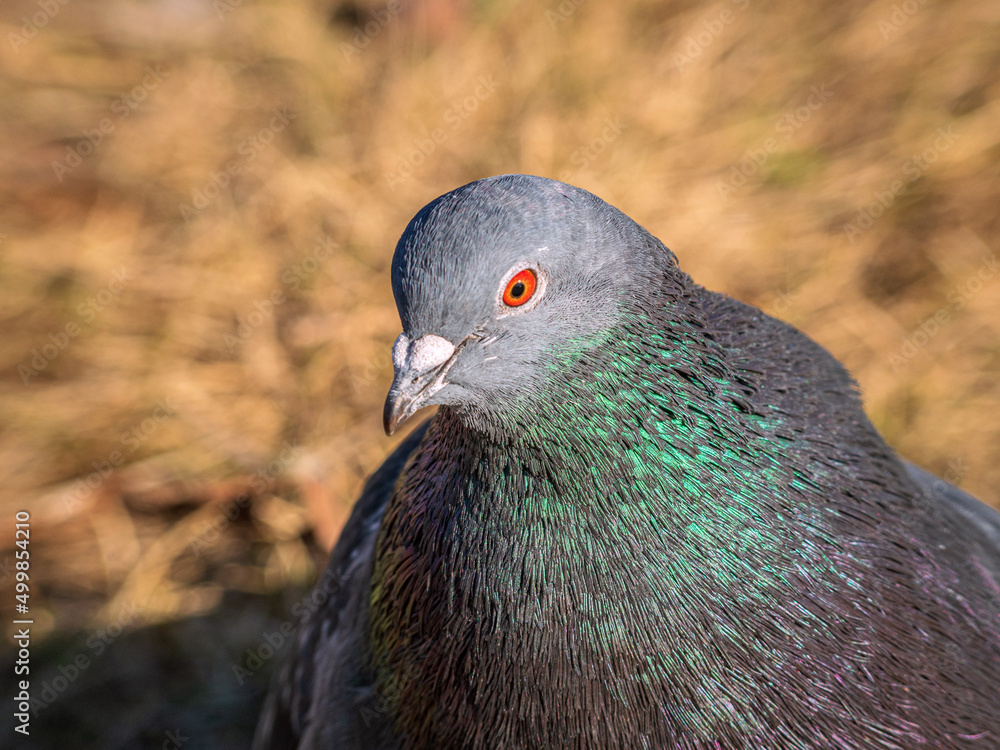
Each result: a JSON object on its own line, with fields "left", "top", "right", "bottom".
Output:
{"left": 409, "top": 334, "right": 456, "bottom": 372}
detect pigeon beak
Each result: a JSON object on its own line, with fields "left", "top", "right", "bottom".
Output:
{"left": 383, "top": 333, "right": 457, "bottom": 436}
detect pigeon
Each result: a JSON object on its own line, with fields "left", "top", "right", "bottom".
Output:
{"left": 254, "top": 174, "right": 1000, "bottom": 749}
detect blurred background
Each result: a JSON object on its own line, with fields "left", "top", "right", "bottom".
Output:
{"left": 1, "top": 0, "right": 998, "bottom": 746}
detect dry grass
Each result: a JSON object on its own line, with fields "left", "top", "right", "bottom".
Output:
{"left": 1, "top": 0, "right": 998, "bottom": 743}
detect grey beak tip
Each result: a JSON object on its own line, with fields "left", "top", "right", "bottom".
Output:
{"left": 382, "top": 331, "right": 458, "bottom": 438}
{"left": 383, "top": 392, "right": 398, "bottom": 436}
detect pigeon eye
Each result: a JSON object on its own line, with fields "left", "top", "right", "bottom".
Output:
{"left": 502, "top": 269, "right": 537, "bottom": 307}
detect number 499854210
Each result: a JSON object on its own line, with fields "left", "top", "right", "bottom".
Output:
{"left": 15, "top": 510, "right": 30, "bottom": 611}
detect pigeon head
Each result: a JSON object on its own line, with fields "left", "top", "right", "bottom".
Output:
{"left": 384, "top": 174, "right": 679, "bottom": 436}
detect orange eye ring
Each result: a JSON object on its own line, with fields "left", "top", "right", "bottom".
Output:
{"left": 502, "top": 269, "right": 537, "bottom": 307}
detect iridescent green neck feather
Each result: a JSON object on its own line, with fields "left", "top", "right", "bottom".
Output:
{"left": 366, "top": 273, "right": 996, "bottom": 748}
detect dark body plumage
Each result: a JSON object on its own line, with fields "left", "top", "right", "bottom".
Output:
{"left": 255, "top": 175, "right": 1000, "bottom": 749}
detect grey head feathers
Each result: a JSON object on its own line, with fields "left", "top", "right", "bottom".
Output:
{"left": 384, "top": 174, "right": 677, "bottom": 436}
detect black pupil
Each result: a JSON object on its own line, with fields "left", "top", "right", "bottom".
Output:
{"left": 511, "top": 281, "right": 525, "bottom": 298}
